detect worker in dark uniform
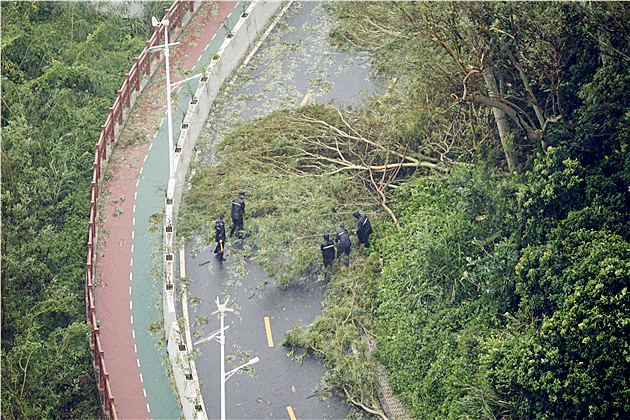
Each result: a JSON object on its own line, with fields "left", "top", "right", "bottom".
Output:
{"left": 353, "top": 211, "right": 373, "bottom": 248}
{"left": 229, "top": 191, "right": 245, "bottom": 238}
{"left": 320, "top": 233, "right": 335, "bottom": 268}
{"left": 214, "top": 214, "right": 226, "bottom": 261}
{"left": 335, "top": 223, "right": 351, "bottom": 259}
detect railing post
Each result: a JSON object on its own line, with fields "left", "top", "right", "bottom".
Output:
{"left": 85, "top": 267, "right": 91, "bottom": 323}
{"left": 94, "top": 151, "right": 100, "bottom": 181}
{"left": 87, "top": 241, "right": 93, "bottom": 269}
{"left": 124, "top": 75, "right": 131, "bottom": 107}
{"left": 107, "top": 109, "right": 115, "bottom": 139}
{"left": 98, "top": 341, "right": 105, "bottom": 391}
{"left": 115, "top": 98, "right": 123, "bottom": 125}
{"left": 134, "top": 59, "right": 141, "bottom": 91}
{"left": 177, "top": 2, "right": 183, "bottom": 28}
{"left": 91, "top": 326, "right": 97, "bottom": 352}
{"left": 145, "top": 41, "right": 153, "bottom": 69}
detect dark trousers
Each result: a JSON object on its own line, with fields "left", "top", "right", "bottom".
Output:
{"left": 230, "top": 218, "right": 243, "bottom": 237}
{"left": 358, "top": 234, "right": 370, "bottom": 248}
{"left": 323, "top": 256, "right": 334, "bottom": 267}
{"left": 337, "top": 244, "right": 350, "bottom": 258}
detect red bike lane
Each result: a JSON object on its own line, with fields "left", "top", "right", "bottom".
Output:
{"left": 95, "top": 3, "right": 238, "bottom": 418}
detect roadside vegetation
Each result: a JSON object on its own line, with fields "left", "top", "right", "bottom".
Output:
{"left": 1, "top": 2, "right": 150, "bottom": 418}
{"left": 181, "top": 2, "right": 630, "bottom": 419}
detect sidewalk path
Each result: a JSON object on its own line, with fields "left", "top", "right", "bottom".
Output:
{"left": 95, "top": 3, "right": 242, "bottom": 419}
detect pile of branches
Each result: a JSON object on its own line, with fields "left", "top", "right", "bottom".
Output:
{"left": 215, "top": 103, "right": 473, "bottom": 228}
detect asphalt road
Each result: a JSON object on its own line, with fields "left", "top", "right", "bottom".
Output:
{"left": 184, "top": 243, "right": 349, "bottom": 420}
{"left": 182, "top": 2, "right": 376, "bottom": 419}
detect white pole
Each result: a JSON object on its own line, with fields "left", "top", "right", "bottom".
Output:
{"left": 206, "top": 297, "right": 256, "bottom": 420}
{"left": 220, "top": 309, "right": 226, "bottom": 420}
{"left": 163, "top": 20, "right": 175, "bottom": 180}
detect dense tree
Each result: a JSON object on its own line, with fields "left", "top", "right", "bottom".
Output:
{"left": 1, "top": 2, "right": 145, "bottom": 418}
{"left": 324, "top": 2, "right": 630, "bottom": 418}
{"left": 500, "top": 230, "right": 630, "bottom": 419}
{"left": 325, "top": 2, "right": 630, "bottom": 174}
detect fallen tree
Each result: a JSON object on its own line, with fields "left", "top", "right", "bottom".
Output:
{"left": 193, "top": 103, "right": 475, "bottom": 231}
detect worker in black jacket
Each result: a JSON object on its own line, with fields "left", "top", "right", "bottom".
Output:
{"left": 214, "top": 214, "right": 226, "bottom": 261}
{"left": 353, "top": 211, "right": 373, "bottom": 248}
{"left": 320, "top": 233, "right": 335, "bottom": 268}
{"left": 229, "top": 191, "right": 245, "bottom": 238}
{"left": 335, "top": 223, "right": 351, "bottom": 258}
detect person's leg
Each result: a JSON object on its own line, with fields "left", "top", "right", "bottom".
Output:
{"left": 343, "top": 246, "right": 350, "bottom": 265}
{"left": 327, "top": 253, "right": 335, "bottom": 267}
{"left": 218, "top": 240, "right": 226, "bottom": 261}
{"left": 337, "top": 247, "right": 344, "bottom": 259}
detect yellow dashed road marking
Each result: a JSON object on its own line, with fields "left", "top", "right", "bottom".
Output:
{"left": 264, "top": 317, "right": 274, "bottom": 347}
{"left": 287, "top": 406, "right": 296, "bottom": 420}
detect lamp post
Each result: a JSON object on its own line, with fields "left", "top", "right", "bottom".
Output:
{"left": 194, "top": 297, "right": 260, "bottom": 420}
{"left": 145, "top": 16, "right": 179, "bottom": 182}
{"left": 145, "top": 17, "right": 202, "bottom": 195}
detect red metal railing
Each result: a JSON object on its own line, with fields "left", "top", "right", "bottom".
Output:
{"left": 85, "top": 3, "right": 194, "bottom": 419}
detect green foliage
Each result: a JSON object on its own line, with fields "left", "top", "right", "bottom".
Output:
{"left": 373, "top": 170, "right": 523, "bottom": 419}
{"left": 282, "top": 257, "right": 383, "bottom": 417}
{"left": 398, "top": 178, "right": 626, "bottom": 413}
{"left": 514, "top": 147, "right": 586, "bottom": 246}
{"left": 495, "top": 230, "right": 630, "bottom": 419}
{"left": 1, "top": 321, "right": 97, "bottom": 420}
{"left": 179, "top": 106, "right": 380, "bottom": 287}
{"left": 557, "top": 63, "right": 630, "bottom": 240}
{"left": 373, "top": 163, "right": 630, "bottom": 419}
{"left": 1, "top": 2, "right": 146, "bottom": 418}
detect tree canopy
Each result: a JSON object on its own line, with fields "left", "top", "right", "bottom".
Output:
{"left": 1, "top": 2, "right": 146, "bottom": 418}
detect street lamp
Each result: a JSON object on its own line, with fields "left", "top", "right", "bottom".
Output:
{"left": 145, "top": 17, "right": 202, "bottom": 197}
{"left": 225, "top": 357, "right": 260, "bottom": 381}
{"left": 145, "top": 16, "right": 179, "bottom": 182}
{"left": 194, "top": 297, "right": 260, "bottom": 420}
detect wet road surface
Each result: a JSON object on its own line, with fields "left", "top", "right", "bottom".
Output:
{"left": 182, "top": 2, "right": 377, "bottom": 419}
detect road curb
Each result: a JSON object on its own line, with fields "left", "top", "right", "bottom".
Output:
{"left": 160, "top": 2, "right": 288, "bottom": 418}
